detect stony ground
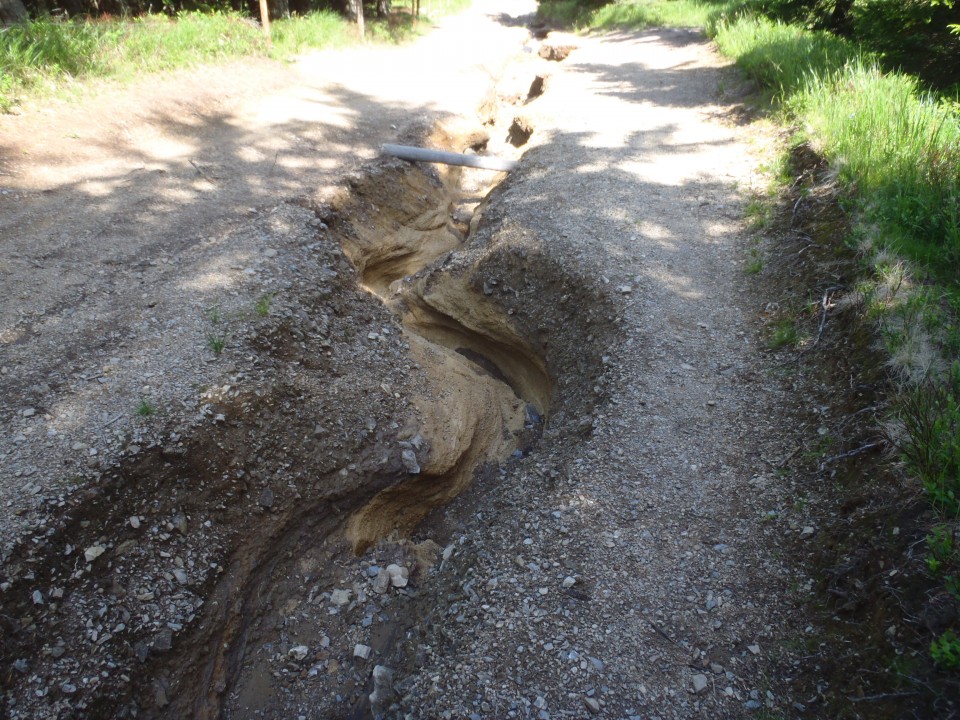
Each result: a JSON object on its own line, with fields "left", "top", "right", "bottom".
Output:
{"left": 0, "top": 3, "right": 847, "bottom": 719}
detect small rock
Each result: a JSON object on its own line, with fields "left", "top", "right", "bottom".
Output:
{"left": 562, "top": 576, "right": 576, "bottom": 588}
{"left": 692, "top": 674, "right": 709, "bottom": 695}
{"left": 539, "top": 43, "right": 576, "bottom": 61}
{"left": 331, "top": 588, "right": 352, "bottom": 606}
{"left": 353, "top": 644, "right": 372, "bottom": 660}
{"left": 173, "top": 512, "right": 188, "bottom": 535}
{"left": 747, "top": 644, "right": 761, "bottom": 655}
{"left": 386, "top": 564, "right": 409, "bottom": 588}
{"left": 259, "top": 486, "right": 275, "bottom": 509}
{"left": 152, "top": 628, "right": 173, "bottom": 654}
{"left": 288, "top": 645, "right": 309, "bottom": 661}
{"left": 61, "top": 683, "right": 77, "bottom": 695}
{"left": 584, "top": 697, "right": 601, "bottom": 714}
{"left": 401, "top": 449, "right": 420, "bottom": 475}
{"left": 800, "top": 526, "right": 815, "bottom": 539}
{"left": 84, "top": 545, "right": 106, "bottom": 563}
{"left": 13, "top": 658, "right": 28, "bottom": 673}
{"left": 372, "top": 568, "right": 391, "bottom": 594}
{"left": 129, "top": 516, "right": 141, "bottom": 529}
{"left": 172, "top": 568, "right": 188, "bottom": 584}
{"left": 32, "top": 590, "right": 44, "bottom": 605}
{"left": 369, "top": 664, "right": 395, "bottom": 709}
{"left": 22, "top": 408, "right": 35, "bottom": 418}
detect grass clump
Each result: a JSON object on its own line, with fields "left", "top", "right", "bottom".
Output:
{"left": 796, "top": 64, "right": 960, "bottom": 278}
{"left": 931, "top": 630, "right": 960, "bottom": 670}
{"left": 135, "top": 398, "right": 156, "bottom": 417}
{"left": 207, "top": 332, "right": 226, "bottom": 354}
{"left": 710, "top": 15, "right": 859, "bottom": 98}
{"left": 255, "top": 294, "right": 271, "bottom": 317}
{"left": 744, "top": 250, "right": 763, "bottom": 275}
{"left": 768, "top": 319, "right": 800, "bottom": 349}
{"left": 901, "top": 363, "right": 960, "bottom": 516}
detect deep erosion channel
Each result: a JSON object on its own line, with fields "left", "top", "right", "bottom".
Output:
{"left": 329, "top": 149, "right": 554, "bottom": 554}
{"left": 0, "top": 110, "right": 617, "bottom": 718}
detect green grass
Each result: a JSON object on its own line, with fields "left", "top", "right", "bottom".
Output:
{"left": 135, "top": 398, "right": 156, "bottom": 417}
{"left": 795, "top": 63, "right": 960, "bottom": 277}
{"left": 768, "top": 319, "right": 800, "bottom": 349}
{"left": 255, "top": 294, "right": 271, "bottom": 317}
{"left": 744, "top": 251, "right": 763, "bottom": 275}
{"left": 711, "top": 15, "right": 859, "bottom": 98}
{"left": 207, "top": 332, "right": 226, "bottom": 354}
{"left": 901, "top": 363, "right": 960, "bottom": 516}
{"left": 0, "top": 3, "right": 460, "bottom": 112}
{"left": 931, "top": 630, "right": 960, "bottom": 670}
{"left": 589, "top": 0, "right": 725, "bottom": 28}
{"left": 538, "top": 0, "right": 741, "bottom": 30}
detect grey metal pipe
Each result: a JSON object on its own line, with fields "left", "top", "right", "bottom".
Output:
{"left": 381, "top": 144, "right": 518, "bottom": 172}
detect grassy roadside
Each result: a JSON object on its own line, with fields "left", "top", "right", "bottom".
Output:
{"left": 0, "top": 0, "right": 469, "bottom": 112}
{"left": 539, "top": 0, "right": 960, "bottom": 694}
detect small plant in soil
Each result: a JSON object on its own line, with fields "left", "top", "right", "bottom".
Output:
{"left": 255, "top": 294, "right": 271, "bottom": 317}
{"left": 208, "top": 305, "right": 221, "bottom": 325}
{"left": 900, "top": 363, "right": 960, "bottom": 515}
{"left": 931, "top": 630, "right": 960, "bottom": 670}
{"left": 768, "top": 319, "right": 800, "bottom": 349}
{"left": 207, "top": 333, "right": 226, "bottom": 354}
{"left": 744, "top": 198, "right": 773, "bottom": 231}
{"left": 135, "top": 398, "right": 156, "bottom": 417}
{"left": 745, "top": 251, "right": 763, "bottom": 275}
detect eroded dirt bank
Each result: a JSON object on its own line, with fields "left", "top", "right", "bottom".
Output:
{"left": 0, "top": 5, "right": 870, "bottom": 720}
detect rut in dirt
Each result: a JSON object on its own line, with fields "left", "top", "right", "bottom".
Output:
{"left": 0, "top": 52, "right": 617, "bottom": 718}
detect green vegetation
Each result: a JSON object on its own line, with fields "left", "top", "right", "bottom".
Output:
{"left": 207, "top": 332, "right": 226, "bottom": 354}
{"left": 0, "top": 0, "right": 464, "bottom": 112}
{"left": 255, "top": 294, "right": 272, "bottom": 317}
{"left": 135, "top": 398, "right": 156, "bottom": 417}
{"left": 901, "top": 364, "right": 960, "bottom": 515}
{"left": 768, "top": 318, "right": 801, "bottom": 348}
{"left": 931, "top": 630, "right": 960, "bottom": 670}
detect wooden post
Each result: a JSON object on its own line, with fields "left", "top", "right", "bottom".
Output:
{"left": 357, "top": 0, "right": 365, "bottom": 40}
{"left": 259, "top": 0, "right": 271, "bottom": 40}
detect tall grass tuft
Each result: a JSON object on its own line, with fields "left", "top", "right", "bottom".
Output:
{"left": 270, "top": 10, "right": 354, "bottom": 56}
{"left": 711, "top": 15, "right": 859, "bottom": 97}
{"left": 797, "top": 63, "right": 960, "bottom": 275}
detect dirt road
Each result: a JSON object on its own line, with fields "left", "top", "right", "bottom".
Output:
{"left": 0, "top": 3, "right": 822, "bottom": 718}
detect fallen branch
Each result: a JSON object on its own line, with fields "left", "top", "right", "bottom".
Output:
{"left": 381, "top": 144, "right": 518, "bottom": 172}
{"left": 189, "top": 159, "right": 217, "bottom": 185}
{"left": 820, "top": 440, "right": 886, "bottom": 465}
{"left": 797, "top": 285, "right": 844, "bottom": 359}
{"left": 847, "top": 691, "right": 918, "bottom": 703}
